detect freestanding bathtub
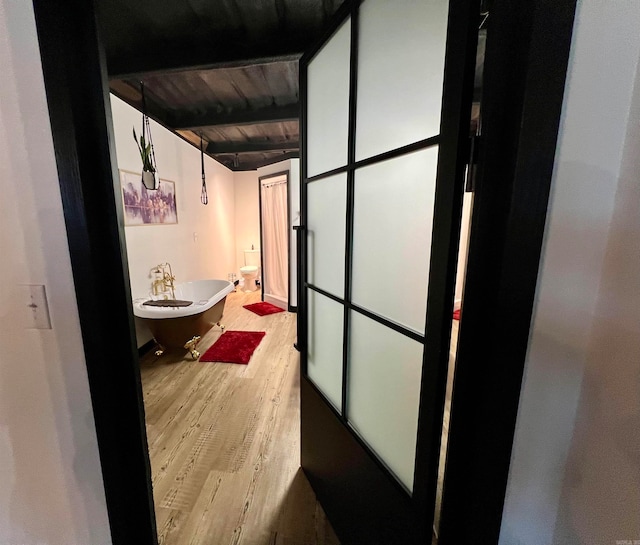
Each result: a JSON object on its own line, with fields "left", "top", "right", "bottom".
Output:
{"left": 133, "top": 279, "right": 234, "bottom": 358}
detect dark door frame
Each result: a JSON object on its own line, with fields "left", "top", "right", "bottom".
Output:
{"left": 257, "top": 170, "right": 292, "bottom": 310}
{"left": 29, "top": 0, "right": 576, "bottom": 544}
{"left": 31, "top": 0, "right": 157, "bottom": 544}
{"left": 439, "top": 1, "right": 577, "bottom": 543}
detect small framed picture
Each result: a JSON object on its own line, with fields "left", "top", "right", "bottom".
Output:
{"left": 120, "top": 170, "right": 178, "bottom": 226}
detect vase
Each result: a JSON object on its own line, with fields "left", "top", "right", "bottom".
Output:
{"left": 141, "top": 170, "right": 158, "bottom": 190}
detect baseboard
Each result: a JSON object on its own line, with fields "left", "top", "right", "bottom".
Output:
{"left": 138, "top": 339, "right": 155, "bottom": 357}
{"left": 264, "top": 293, "right": 288, "bottom": 310}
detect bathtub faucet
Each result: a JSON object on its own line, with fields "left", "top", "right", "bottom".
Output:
{"left": 150, "top": 263, "right": 176, "bottom": 299}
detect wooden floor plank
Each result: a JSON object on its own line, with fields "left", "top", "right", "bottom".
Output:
{"left": 140, "top": 289, "right": 339, "bottom": 545}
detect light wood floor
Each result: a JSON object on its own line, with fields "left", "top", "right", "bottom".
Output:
{"left": 140, "top": 289, "right": 340, "bottom": 545}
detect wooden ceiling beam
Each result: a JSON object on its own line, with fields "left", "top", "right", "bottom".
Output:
{"left": 254, "top": 151, "right": 300, "bottom": 170}
{"left": 107, "top": 43, "right": 304, "bottom": 80}
{"left": 175, "top": 103, "right": 299, "bottom": 130}
{"left": 216, "top": 151, "right": 300, "bottom": 172}
{"left": 206, "top": 141, "right": 299, "bottom": 154}
{"left": 109, "top": 80, "right": 176, "bottom": 128}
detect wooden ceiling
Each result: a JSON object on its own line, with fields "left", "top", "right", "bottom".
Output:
{"left": 98, "top": 0, "right": 344, "bottom": 171}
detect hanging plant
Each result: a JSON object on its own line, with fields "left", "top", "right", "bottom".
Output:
{"left": 134, "top": 81, "right": 158, "bottom": 190}
{"left": 133, "top": 127, "right": 157, "bottom": 190}
{"left": 200, "top": 134, "right": 208, "bottom": 205}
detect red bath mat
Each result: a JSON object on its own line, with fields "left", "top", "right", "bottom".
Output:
{"left": 243, "top": 301, "right": 285, "bottom": 316}
{"left": 200, "top": 331, "right": 266, "bottom": 365}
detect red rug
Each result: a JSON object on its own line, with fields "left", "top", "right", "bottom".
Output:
{"left": 199, "top": 331, "right": 266, "bottom": 365}
{"left": 243, "top": 301, "right": 285, "bottom": 316}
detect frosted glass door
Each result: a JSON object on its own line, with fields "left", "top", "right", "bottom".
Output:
{"left": 300, "top": 0, "right": 473, "bottom": 539}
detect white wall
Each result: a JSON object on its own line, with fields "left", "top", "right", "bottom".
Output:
{"left": 500, "top": 1, "right": 640, "bottom": 543}
{"left": 234, "top": 170, "right": 261, "bottom": 275}
{"left": 0, "top": 1, "right": 112, "bottom": 543}
{"left": 110, "top": 96, "right": 236, "bottom": 346}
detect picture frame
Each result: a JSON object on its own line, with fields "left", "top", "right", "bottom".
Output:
{"left": 120, "top": 169, "right": 178, "bottom": 226}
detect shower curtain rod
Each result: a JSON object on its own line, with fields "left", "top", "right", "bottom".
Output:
{"left": 261, "top": 179, "right": 288, "bottom": 188}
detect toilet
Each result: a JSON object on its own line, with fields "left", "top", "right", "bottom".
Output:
{"left": 240, "top": 249, "right": 261, "bottom": 292}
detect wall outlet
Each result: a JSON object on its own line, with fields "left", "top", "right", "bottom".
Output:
{"left": 21, "top": 284, "right": 52, "bottom": 329}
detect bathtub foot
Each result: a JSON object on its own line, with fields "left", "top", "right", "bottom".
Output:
{"left": 155, "top": 345, "right": 165, "bottom": 357}
{"left": 217, "top": 322, "right": 226, "bottom": 332}
{"left": 184, "top": 336, "right": 201, "bottom": 360}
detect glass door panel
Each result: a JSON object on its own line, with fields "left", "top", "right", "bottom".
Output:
{"left": 347, "top": 312, "right": 424, "bottom": 492}
{"left": 351, "top": 147, "right": 439, "bottom": 333}
{"left": 307, "top": 289, "right": 344, "bottom": 411}
{"left": 306, "top": 173, "right": 347, "bottom": 298}
{"left": 307, "top": 18, "right": 351, "bottom": 177}
{"left": 355, "top": 0, "right": 449, "bottom": 161}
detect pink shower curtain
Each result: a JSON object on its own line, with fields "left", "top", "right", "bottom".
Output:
{"left": 261, "top": 180, "right": 289, "bottom": 299}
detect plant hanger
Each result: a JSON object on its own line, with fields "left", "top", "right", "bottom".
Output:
{"left": 133, "top": 81, "right": 158, "bottom": 190}
{"left": 200, "top": 134, "right": 208, "bottom": 205}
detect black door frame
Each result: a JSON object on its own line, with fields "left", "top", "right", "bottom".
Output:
{"left": 439, "top": 1, "right": 577, "bottom": 543}
{"left": 257, "top": 170, "right": 292, "bottom": 310}
{"left": 31, "top": 0, "right": 157, "bottom": 544}
{"left": 29, "top": 0, "right": 576, "bottom": 543}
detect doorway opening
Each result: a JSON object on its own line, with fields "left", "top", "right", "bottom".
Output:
{"left": 433, "top": 16, "right": 485, "bottom": 539}
{"left": 259, "top": 171, "right": 290, "bottom": 310}
{"left": 107, "top": 96, "right": 330, "bottom": 543}
{"left": 30, "top": 0, "right": 577, "bottom": 543}
{"left": 137, "top": 290, "right": 337, "bottom": 544}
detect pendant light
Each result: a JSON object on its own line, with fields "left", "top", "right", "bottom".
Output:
{"left": 200, "top": 134, "right": 208, "bottom": 205}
